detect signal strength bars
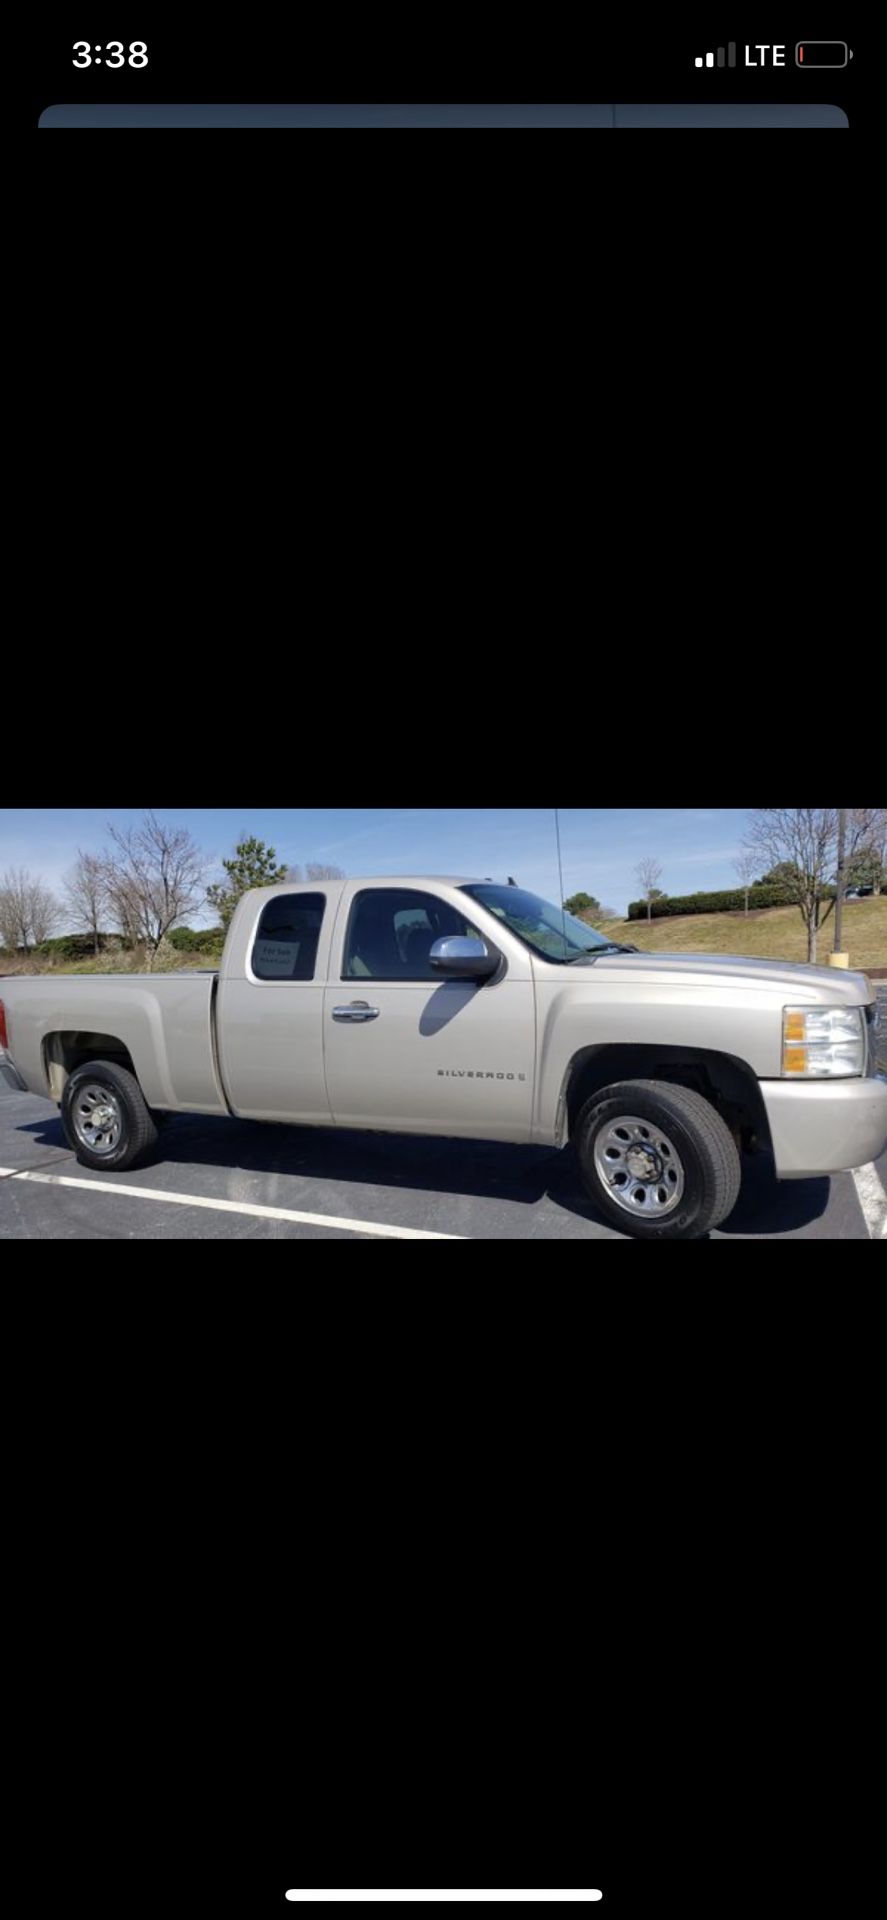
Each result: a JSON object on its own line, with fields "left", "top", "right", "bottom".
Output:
{"left": 694, "top": 44, "right": 737, "bottom": 67}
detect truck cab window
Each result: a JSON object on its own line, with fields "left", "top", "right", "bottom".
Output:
{"left": 251, "top": 894, "right": 326, "bottom": 981}
{"left": 345, "top": 890, "right": 481, "bottom": 981}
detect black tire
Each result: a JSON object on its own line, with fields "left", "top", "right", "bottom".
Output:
{"left": 61, "top": 1059, "right": 159, "bottom": 1173}
{"left": 575, "top": 1079, "right": 742, "bottom": 1241}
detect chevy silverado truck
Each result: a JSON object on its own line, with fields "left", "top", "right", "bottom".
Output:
{"left": 1, "top": 878, "right": 885, "bottom": 1240}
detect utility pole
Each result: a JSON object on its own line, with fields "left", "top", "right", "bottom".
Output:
{"left": 554, "top": 809, "right": 568, "bottom": 959}
{"left": 833, "top": 807, "right": 848, "bottom": 953}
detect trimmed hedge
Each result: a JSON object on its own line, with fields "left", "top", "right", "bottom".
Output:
{"left": 627, "top": 885, "right": 837, "bottom": 922}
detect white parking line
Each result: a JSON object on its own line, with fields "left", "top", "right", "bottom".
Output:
{"left": 0, "top": 1167, "right": 463, "bottom": 1240}
{"left": 851, "top": 1162, "right": 887, "bottom": 1240}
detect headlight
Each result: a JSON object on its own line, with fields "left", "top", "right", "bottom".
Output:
{"left": 783, "top": 1005, "right": 866, "bottom": 1078}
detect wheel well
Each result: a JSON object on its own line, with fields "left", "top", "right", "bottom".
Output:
{"left": 563, "top": 1045, "right": 772, "bottom": 1154}
{"left": 44, "top": 1031, "right": 137, "bottom": 1102}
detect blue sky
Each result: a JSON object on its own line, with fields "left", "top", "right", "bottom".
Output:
{"left": 0, "top": 809, "right": 755, "bottom": 922}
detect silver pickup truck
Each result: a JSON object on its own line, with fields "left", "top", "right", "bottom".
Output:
{"left": 1, "top": 878, "right": 885, "bottom": 1240}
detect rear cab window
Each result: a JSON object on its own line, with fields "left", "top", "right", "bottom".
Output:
{"left": 250, "top": 894, "right": 327, "bottom": 981}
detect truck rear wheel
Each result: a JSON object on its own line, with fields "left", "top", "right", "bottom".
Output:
{"left": 575, "top": 1079, "right": 742, "bottom": 1241}
{"left": 61, "top": 1059, "right": 159, "bottom": 1173}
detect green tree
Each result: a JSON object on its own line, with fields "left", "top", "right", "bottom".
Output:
{"left": 756, "top": 862, "right": 802, "bottom": 894}
{"left": 207, "top": 836, "right": 290, "bottom": 931}
{"left": 845, "top": 847, "right": 885, "bottom": 893}
{"left": 565, "top": 891, "right": 599, "bottom": 917}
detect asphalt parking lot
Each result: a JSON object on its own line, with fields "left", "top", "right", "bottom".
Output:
{"left": 1, "top": 1011, "right": 885, "bottom": 1242}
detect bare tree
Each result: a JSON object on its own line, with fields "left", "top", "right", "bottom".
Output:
{"left": 63, "top": 850, "right": 109, "bottom": 955}
{"left": 283, "top": 866, "right": 304, "bottom": 885}
{"left": 635, "top": 857, "right": 663, "bottom": 925}
{"left": 102, "top": 861, "right": 143, "bottom": 948}
{"left": 29, "top": 880, "right": 58, "bottom": 945}
{"left": 733, "top": 852, "right": 757, "bottom": 917}
{"left": 305, "top": 863, "right": 346, "bottom": 882}
{"left": 105, "top": 812, "right": 210, "bottom": 968}
{"left": 0, "top": 883, "right": 18, "bottom": 954}
{"left": 744, "top": 808, "right": 883, "bottom": 964}
{"left": 0, "top": 868, "right": 59, "bottom": 954}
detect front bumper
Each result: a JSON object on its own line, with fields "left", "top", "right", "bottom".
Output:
{"left": 760, "top": 1074, "right": 887, "bottom": 1179}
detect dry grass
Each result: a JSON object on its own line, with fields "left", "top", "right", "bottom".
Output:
{"left": 595, "top": 897, "right": 887, "bottom": 972}
{"left": 0, "top": 945, "right": 223, "bottom": 978}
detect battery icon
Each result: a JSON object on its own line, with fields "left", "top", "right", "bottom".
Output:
{"left": 796, "top": 41, "right": 850, "bottom": 67}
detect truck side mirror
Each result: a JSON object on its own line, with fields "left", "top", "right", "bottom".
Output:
{"left": 430, "top": 936, "right": 499, "bottom": 981}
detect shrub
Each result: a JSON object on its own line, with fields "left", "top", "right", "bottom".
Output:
{"left": 626, "top": 884, "right": 837, "bottom": 922}
{"left": 168, "top": 926, "right": 226, "bottom": 954}
{"left": 34, "top": 932, "right": 106, "bottom": 961}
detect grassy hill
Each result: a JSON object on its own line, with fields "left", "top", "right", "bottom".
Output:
{"left": 3, "top": 898, "right": 886, "bottom": 978}
{"left": 594, "top": 897, "right": 887, "bottom": 972}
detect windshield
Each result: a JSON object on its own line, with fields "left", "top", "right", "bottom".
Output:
{"left": 462, "top": 884, "right": 621, "bottom": 964}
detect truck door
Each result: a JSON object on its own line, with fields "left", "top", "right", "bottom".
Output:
{"left": 216, "top": 889, "right": 335, "bottom": 1124}
{"left": 323, "top": 886, "right": 536, "bottom": 1141}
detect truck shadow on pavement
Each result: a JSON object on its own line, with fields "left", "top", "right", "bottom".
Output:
{"left": 712, "top": 1150, "right": 831, "bottom": 1236}
{"left": 17, "top": 1109, "right": 832, "bottom": 1238}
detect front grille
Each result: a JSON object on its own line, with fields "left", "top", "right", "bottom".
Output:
{"left": 866, "top": 998, "right": 885, "bottom": 1076}
{"left": 877, "top": 992, "right": 887, "bottom": 1074}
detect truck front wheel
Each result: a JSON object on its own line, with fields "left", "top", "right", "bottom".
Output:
{"left": 575, "top": 1079, "right": 742, "bottom": 1241}
{"left": 62, "top": 1060, "right": 159, "bottom": 1174}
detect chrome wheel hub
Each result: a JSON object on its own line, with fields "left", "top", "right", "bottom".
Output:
{"left": 626, "top": 1144, "right": 662, "bottom": 1181}
{"left": 73, "top": 1083, "right": 122, "bottom": 1156}
{"left": 594, "top": 1114, "right": 685, "bottom": 1218}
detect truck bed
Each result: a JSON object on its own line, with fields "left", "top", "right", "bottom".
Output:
{"left": 0, "top": 972, "right": 228, "bottom": 1115}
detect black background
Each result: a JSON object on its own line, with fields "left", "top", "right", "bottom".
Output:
{"left": 8, "top": 379, "right": 866, "bottom": 1919}
{"left": 32, "top": 17, "right": 858, "bottom": 126}
{"left": 12, "top": 700, "right": 872, "bottom": 1915}
{"left": 35, "top": 1279, "right": 866, "bottom": 1919}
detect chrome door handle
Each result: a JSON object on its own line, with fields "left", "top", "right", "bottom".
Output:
{"left": 333, "top": 1002, "right": 381, "bottom": 1023}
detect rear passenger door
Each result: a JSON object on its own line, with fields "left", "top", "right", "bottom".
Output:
{"left": 216, "top": 890, "right": 335, "bottom": 1124}
{"left": 323, "top": 886, "right": 536, "bottom": 1141}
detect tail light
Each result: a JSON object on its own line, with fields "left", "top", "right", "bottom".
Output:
{"left": 0, "top": 1001, "right": 8, "bottom": 1051}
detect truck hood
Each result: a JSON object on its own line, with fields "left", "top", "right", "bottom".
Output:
{"left": 590, "top": 950, "right": 873, "bottom": 1004}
